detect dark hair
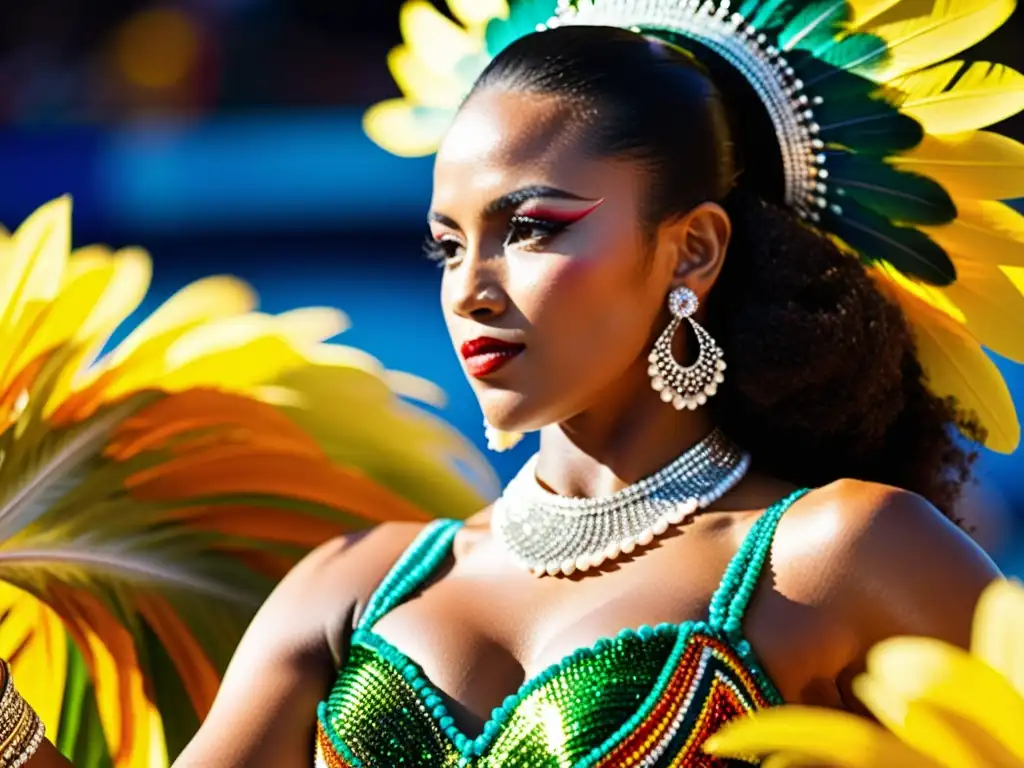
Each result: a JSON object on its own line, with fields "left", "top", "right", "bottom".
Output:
{"left": 469, "top": 25, "right": 978, "bottom": 519}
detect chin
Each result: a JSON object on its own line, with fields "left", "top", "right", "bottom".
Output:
{"left": 477, "top": 387, "right": 550, "bottom": 434}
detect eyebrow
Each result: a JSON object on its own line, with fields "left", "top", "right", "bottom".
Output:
{"left": 427, "top": 185, "right": 590, "bottom": 229}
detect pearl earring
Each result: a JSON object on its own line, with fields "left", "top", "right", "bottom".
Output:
{"left": 648, "top": 286, "right": 726, "bottom": 410}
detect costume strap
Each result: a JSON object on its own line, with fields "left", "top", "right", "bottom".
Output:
{"left": 357, "top": 519, "right": 463, "bottom": 630}
{"left": 708, "top": 488, "right": 810, "bottom": 640}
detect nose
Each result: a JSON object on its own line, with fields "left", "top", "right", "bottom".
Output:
{"left": 447, "top": 250, "right": 508, "bottom": 321}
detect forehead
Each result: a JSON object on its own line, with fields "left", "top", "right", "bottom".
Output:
{"left": 431, "top": 89, "right": 628, "bottom": 212}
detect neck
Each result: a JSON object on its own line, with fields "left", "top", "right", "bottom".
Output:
{"left": 534, "top": 370, "right": 716, "bottom": 498}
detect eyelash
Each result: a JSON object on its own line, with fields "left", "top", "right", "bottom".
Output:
{"left": 423, "top": 216, "right": 571, "bottom": 266}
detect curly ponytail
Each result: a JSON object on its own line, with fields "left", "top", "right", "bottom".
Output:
{"left": 709, "top": 190, "right": 977, "bottom": 517}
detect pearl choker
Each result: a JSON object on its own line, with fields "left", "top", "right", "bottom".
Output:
{"left": 492, "top": 429, "right": 750, "bottom": 577}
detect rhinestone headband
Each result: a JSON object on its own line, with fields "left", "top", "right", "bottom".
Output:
{"left": 548, "top": 0, "right": 828, "bottom": 221}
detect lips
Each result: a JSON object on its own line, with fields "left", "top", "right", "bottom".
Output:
{"left": 460, "top": 337, "right": 525, "bottom": 377}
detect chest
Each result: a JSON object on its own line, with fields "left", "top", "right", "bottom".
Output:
{"left": 364, "top": 530, "right": 829, "bottom": 713}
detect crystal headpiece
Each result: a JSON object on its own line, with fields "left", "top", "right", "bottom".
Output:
{"left": 550, "top": 0, "right": 825, "bottom": 220}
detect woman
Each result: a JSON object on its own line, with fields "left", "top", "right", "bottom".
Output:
{"left": 7, "top": 0, "right": 1023, "bottom": 765}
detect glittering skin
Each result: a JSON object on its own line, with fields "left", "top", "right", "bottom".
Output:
{"left": 316, "top": 490, "right": 809, "bottom": 767}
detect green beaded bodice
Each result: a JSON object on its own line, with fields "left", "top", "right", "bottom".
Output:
{"left": 315, "top": 489, "right": 808, "bottom": 768}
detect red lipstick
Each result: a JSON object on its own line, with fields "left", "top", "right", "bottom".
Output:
{"left": 460, "top": 337, "right": 525, "bottom": 377}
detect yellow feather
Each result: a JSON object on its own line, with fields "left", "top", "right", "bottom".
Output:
{"left": 971, "top": 580, "right": 1024, "bottom": 699}
{"left": 107, "top": 275, "right": 255, "bottom": 368}
{"left": 445, "top": 0, "right": 509, "bottom": 30}
{"left": 107, "top": 316, "right": 306, "bottom": 399}
{"left": 941, "top": 257, "right": 1024, "bottom": 362}
{"left": 890, "top": 61, "right": 1024, "bottom": 134}
{"left": 0, "top": 198, "right": 71, "bottom": 384}
{"left": 399, "top": 0, "right": 481, "bottom": 75}
{"left": 363, "top": 98, "right": 455, "bottom": 157}
{"left": 1005, "top": 265, "right": 1024, "bottom": 293}
{"left": 863, "top": 0, "right": 1015, "bottom": 81}
{"left": 855, "top": 674, "right": 1023, "bottom": 766}
{"left": 922, "top": 199, "right": 1024, "bottom": 268}
{"left": 272, "top": 307, "right": 349, "bottom": 346}
{"left": 704, "top": 706, "right": 940, "bottom": 767}
{"left": 845, "top": 0, "right": 905, "bottom": 28}
{"left": 41, "top": 249, "right": 153, "bottom": 416}
{"left": 890, "top": 132, "right": 1024, "bottom": 200}
{"left": 0, "top": 584, "right": 67, "bottom": 734}
{"left": 873, "top": 265, "right": 1019, "bottom": 452}
{"left": 387, "top": 45, "right": 474, "bottom": 109}
{"left": 861, "top": 636, "right": 1024, "bottom": 761}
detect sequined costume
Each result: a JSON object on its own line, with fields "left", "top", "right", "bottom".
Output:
{"left": 314, "top": 489, "right": 808, "bottom": 767}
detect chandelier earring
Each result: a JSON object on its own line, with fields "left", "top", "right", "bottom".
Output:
{"left": 648, "top": 286, "right": 726, "bottom": 410}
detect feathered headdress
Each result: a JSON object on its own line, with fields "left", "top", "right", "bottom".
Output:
{"left": 365, "top": 0, "right": 1024, "bottom": 454}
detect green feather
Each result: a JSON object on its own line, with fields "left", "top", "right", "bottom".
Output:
{"left": 780, "top": 0, "right": 850, "bottom": 53}
{"left": 823, "top": 199, "right": 956, "bottom": 285}
{"left": 825, "top": 151, "right": 955, "bottom": 224}
{"left": 751, "top": 0, "right": 795, "bottom": 31}
{"left": 816, "top": 33, "right": 889, "bottom": 74}
{"left": 486, "top": 0, "right": 557, "bottom": 56}
{"left": 56, "top": 643, "right": 115, "bottom": 768}
{"left": 815, "top": 94, "right": 923, "bottom": 153}
{"left": 791, "top": 51, "right": 879, "bottom": 97}
{"left": 738, "top": 0, "right": 763, "bottom": 20}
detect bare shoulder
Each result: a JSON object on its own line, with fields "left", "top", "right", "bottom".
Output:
{"left": 772, "top": 479, "right": 1000, "bottom": 648}
{"left": 176, "top": 520, "right": 435, "bottom": 767}
{"left": 287, "top": 521, "right": 435, "bottom": 660}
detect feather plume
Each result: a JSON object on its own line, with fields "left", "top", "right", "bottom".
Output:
{"left": 890, "top": 61, "right": 1024, "bottom": 134}
{"left": 923, "top": 199, "right": 1024, "bottom": 267}
{"left": 781, "top": 0, "right": 850, "bottom": 51}
{"left": 824, "top": 151, "right": 955, "bottom": 224}
{"left": 823, "top": 198, "right": 956, "bottom": 284}
{"left": 942, "top": 258, "right": 1024, "bottom": 363}
{"left": 486, "top": 0, "right": 554, "bottom": 54}
{"left": 857, "top": 0, "right": 1015, "bottom": 81}
{"left": 0, "top": 198, "right": 494, "bottom": 765}
{"left": 873, "top": 264, "right": 1020, "bottom": 452}
{"left": 891, "top": 132, "right": 1024, "bottom": 201}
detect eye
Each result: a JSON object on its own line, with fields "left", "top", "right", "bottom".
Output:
{"left": 504, "top": 216, "right": 569, "bottom": 250}
{"left": 423, "top": 235, "right": 463, "bottom": 267}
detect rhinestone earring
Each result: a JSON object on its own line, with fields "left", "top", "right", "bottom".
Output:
{"left": 484, "top": 420, "right": 523, "bottom": 452}
{"left": 648, "top": 286, "right": 726, "bottom": 410}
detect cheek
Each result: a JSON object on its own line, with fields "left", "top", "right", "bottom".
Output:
{"left": 519, "top": 244, "right": 656, "bottom": 372}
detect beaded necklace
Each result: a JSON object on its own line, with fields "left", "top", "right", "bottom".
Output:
{"left": 492, "top": 429, "right": 751, "bottom": 577}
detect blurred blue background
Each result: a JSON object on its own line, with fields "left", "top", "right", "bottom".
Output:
{"left": 2, "top": 0, "right": 1023, "bottom": 576}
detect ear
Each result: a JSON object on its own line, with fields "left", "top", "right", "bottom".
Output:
{"left": 654, "top": 202, "right": 731, "bottom": 300}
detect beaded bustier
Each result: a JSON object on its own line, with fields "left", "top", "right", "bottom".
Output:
{"left": 315, "top": 489, "right": 809, "bottom": 767}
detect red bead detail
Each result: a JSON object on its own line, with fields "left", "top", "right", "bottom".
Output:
{"left": 596, "top": 633, "right": 770, "bottom": 768}
{"left": 315, "top": 722, "right": 355, "bottom": 768}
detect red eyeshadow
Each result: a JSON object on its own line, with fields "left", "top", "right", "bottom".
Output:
{"left": 518, "top": 198, "right": 605, "bottom": 223}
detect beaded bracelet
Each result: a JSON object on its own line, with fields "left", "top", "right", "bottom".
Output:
{"left": 0, "top": 662, "right": 45, "bottom": 768}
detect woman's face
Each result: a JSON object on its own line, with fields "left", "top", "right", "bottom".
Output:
{"left": 429, "top": 89, "right": 676, "bottom": 433}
